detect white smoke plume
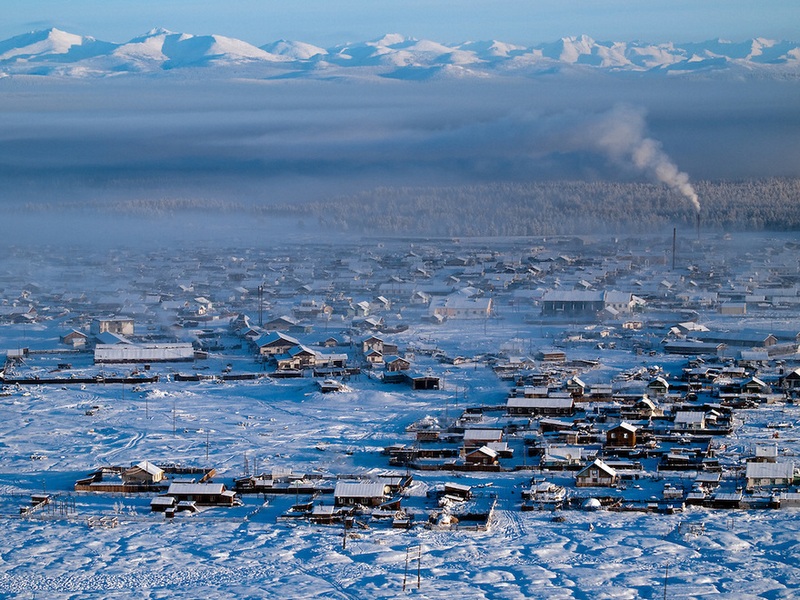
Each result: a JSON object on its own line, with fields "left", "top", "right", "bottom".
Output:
{"left": 587, "top": 105, "right": 701, "bottom": 213}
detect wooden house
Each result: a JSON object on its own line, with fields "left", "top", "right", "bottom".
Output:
{"left": 754, "top": 443, "right": 778, "bottom": 463}
{"left": 122, "top": 461, "right": 165, "bottom": 485}
{"left": 465, "top": 445, "right": 499, "bottom": 466}
{"left": 575, "top": 459, "right": 618, "bottom": 488}
{"left": 256, "top": 332, "right": 300, "bottom": 356}
{"left": 334, "top": 481, "right": 389, "bottom": 507}
{"left": 566, "top": 377, "right": 586, "bottom": 398}
{"left": 740, "top": 377, "right": 769, "bottom": 394}
{"left": 673, "top": 411, "right": 706, "bottom": 431}
{"left": 541, "top": 445, "right": 587, "bottom": 469}
{"left": 782, "top": 368, "right": 800, "bottom": 392}
{"left": 152, "top": 482, "right": 239, "bottom": 511}
{"left": 646, "top": 376, "right": 669, "bottom": 397}
{"left": 462, "top": 428, "right": 503, "bottom": 450}
{"left": 606, "top": 422, "right": 638, "bottom": 448}
{"left": 384, "top": 355, "right": 411, "bottom": 372}
{"left": 275, "top": 345, "right": 318, "bottom": 370}
{"left": 506, "top": 395, "right": 574, "bottom": 417}
{"left": 60, "top": 329, "right": 88, "bottom": 348}
{"left": 745, "top": 462, "right": 795, "bottom": 491}
{"left": 443, "top": 482, "right": 472, "bottom": 501}
{"left": 620, "top": 396, "right": 659, "bottom": 420}
{"left": 362, "top": 336, "right": 398, "bottom": 356}
{"left": 263, "top": 315, "right": 299, "bottom": 331}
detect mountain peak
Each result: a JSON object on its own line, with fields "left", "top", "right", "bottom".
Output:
{"left": 0, "top": 28, "right": 796, "bottom": 79}
{"left": 145, "top": 27, "right": 176, "bottom": 37}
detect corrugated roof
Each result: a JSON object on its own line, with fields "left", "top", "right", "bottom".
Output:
{"left": 334, "top": 481, "right": 387, "bottom": 498}
{"left": 167, "top": 482, "right": 225, "bottom": 496}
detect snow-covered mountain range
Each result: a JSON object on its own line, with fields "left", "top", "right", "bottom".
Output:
{"left": 0, "top": 27, "right": 798, "bottom": 79}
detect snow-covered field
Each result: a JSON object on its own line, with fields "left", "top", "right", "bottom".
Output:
{"left": 1, "top": 233, "right": 800, "bottom": 598}
{"left": 1, "top": 343, "right": 799, "bottom": 598}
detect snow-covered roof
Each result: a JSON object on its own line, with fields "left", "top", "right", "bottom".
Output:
{"left": 167, "top": 482, "right": 225, "bottom": 496}
{"left": 333, "top": 481, "right": 387, "bottom": 499}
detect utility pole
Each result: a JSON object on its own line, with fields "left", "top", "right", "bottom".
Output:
{"left": 258, "top": 285, "right": 264, "bottom": 327}
{"left": 417, "top": 545, "right": 421, "bottom": 590}
{"left": 402, "top": 545, "right": 410, "bottom": 591}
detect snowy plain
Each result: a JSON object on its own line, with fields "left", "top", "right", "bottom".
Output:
{"left": 1, "top": 233, "right": 800, "bottom": 599}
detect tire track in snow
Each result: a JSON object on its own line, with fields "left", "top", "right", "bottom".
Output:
{"left": 93, "top": 431, "right": 144, "bottom": 461}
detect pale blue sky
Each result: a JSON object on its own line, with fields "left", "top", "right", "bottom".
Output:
{"left": 4, "top": 0, "right": 800, "bottom": 45}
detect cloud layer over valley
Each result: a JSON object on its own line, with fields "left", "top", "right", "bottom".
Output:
{"left": 1, "top": 29, "right": 798, "bottom": 243}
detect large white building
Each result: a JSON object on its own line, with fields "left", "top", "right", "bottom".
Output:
{"left": 430, "top": 294, "right": 492, "bottom": 320}
{"left": 94, "top": 343, "right": 195, "bottom": 363}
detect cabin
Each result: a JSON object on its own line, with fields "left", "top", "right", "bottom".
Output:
{"left": 275, "top": 345, "right": 318, "bottom": 370}
{"left": 566, "top": 377, "right": 586, "bottom": 398}
{"left": 575, "top": 459, "right": 618, "bottom": 488}
{"left": 151, "top": 482, "right": 239, "bottom": 511}
{"left": 673, "top": 411, "right": 706, "bottom": 431}
{"left": 606, "top": 422, "right": 638, "bottom": 448}
{"left": 263, "top": 315, "right": 299, "bottom": 331}
{"left": 462, "top": 428, "right": 503, "bottom": 450}
{"left": 782, "top": 368, "right": 800, "bottom": 391}
{"left": 465, "top": 445, "right": 499, "bottom": 467}
{"left": 60, "top": 329, "right": 88, "bottom": 348}
{"left": 333, "top": 481, "right": 389, "bottom": 507}
{"left": 362, "top": 336, "right": 398, "bottom": 356}
{"left": 255, "top": 332, "right": 301, "bottom": 356}
{"left": 745, "top": 462, "right": 795, "bottom": 491}
{"left": 122, "top": 461, "right": 165, "bottom": 485}
{"left": 646, "top": 377, "right": 669, "bottom": 397}
{"left": 506, "top": 396, "right": 574, "bottom": 417}
{"left": 384, "top": 355, "right": 411, "bottom": 372}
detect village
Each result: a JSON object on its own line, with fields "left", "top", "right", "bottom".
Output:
{"left": 2, "top": 231, "right": 800, "bottom": 539}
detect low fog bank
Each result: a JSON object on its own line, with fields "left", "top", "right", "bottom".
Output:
{"left": 0, "top": 74, "right": 798, "bottom": 244}
{"left": 3, "top": 208, "right": 321, "bottom": 250}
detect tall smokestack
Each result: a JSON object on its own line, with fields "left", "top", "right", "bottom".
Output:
{"left": 672, "top": 227, "right": 676, "bottom": 270}
{"left": 696, "top": 212, "right": 700, "bottom": 242}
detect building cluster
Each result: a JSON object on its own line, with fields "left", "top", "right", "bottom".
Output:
{"left": 3, "top": 233, "right": 800, "bottom": 523}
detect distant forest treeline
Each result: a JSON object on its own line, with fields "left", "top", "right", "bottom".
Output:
{"left": 270, "top": 178, "right": 800, "bottom": 236}
{"left": 17, "top": 178, "right": 800, "bottom": 237}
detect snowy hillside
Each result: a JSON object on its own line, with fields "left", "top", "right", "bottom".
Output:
{"left": 0, "top": 28, "right": 798, "bottom": 79}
